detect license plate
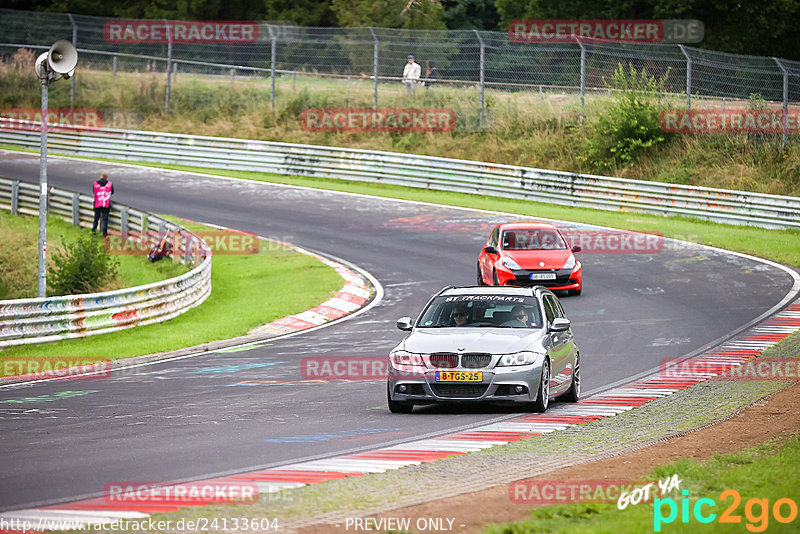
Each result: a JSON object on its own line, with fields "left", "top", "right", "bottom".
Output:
{"left": 435, "top": 371, "right": 483, "bottom": 382}
{"left": 530, "top": 272, "right": 556, "bottom": 280}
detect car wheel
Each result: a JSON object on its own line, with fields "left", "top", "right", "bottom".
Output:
{"left": 477, "top": 263, "right": 485, "bottom": 286}
{"left": 560, "top": 352, "right": 580, "bottom": 402}
{"left": 492, "top": 269, "right": 499, "bottom": 286}
{"left": 387, "top": 383, "right": 413, "bottom": 414}
{"left": 531, "top": 359, "right": 550, "bottom": 413}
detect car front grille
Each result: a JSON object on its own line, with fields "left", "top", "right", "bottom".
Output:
{"left": 461, "top": 353, "right": 492, "bottom": 368}
{"left": 431, "top": 384, "right": 488, "bottom": 398}
{"left": 429, "top": 353, "right": 459, "bottom": 368}
{"left": 513, "top": 269, "right": 572, "bottom": 287}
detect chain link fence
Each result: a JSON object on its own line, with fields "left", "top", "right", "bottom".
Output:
{"left": 1, "top": 8, "right": 798, "bottom": 144}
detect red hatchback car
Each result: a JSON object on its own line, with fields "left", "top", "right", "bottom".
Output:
{"left": 477, "top": 222, "right": 583, "bottom": 295}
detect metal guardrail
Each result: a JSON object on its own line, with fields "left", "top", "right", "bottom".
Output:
{"left": 0, "top": 176, "right": 212, "bottom": 347}
{"left": 1, "top": 120, "right": 798, "bottom": 230}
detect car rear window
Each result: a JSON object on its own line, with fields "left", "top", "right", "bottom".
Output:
{"left": 417, "top": 295, "right": 543, "bottom": 329}
{"left": 502, "top": 229, "right": 567, "bottom": 250}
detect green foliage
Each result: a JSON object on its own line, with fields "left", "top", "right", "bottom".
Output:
{"left": 332, "top": 0, "right": 447, "bottom": 29}
{"left": 50, "top": 233, "right": 120, "bottom": 296}
{"left": 585, "top": 63, "right": 673, "bottom": 172}
{"left": 278, "top": 88, "right": 330, "bottom": 121}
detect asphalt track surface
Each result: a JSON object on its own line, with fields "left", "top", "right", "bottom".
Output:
{"left": 0, "top": 150, "right": 796, "bottom": 511}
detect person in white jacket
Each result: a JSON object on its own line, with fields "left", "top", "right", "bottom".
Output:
{"left": 402, "top": 55, "right": 421, "bottom": 94}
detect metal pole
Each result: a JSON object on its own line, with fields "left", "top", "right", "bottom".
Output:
{"left": 38, "top": 76, "right": 49, "bottom": 297}
{"left": 474, "top": 30, "right": 485, "bottom": 124}
{"left": 679, "top": 45, "right": 691, "bottom": 111}
{"left": 576, "top": 37, "right": 586, "bottom": 126}
{"left": 369, "top": 27, "right": 378, "bottom": 109}
{"left": 68, "top": 13, "right": 77, "bottom": 107}
{"left": 165, "top": 20, "right": 172, "bottom": 112}
{"left": 267, "top": 25, "right": 276, "bottom": 107}
{"left": 773, "top": 57, "right": 789, "bottom": 149}
{"left": 113, "top": 55, "right": 117, "bottom": 76}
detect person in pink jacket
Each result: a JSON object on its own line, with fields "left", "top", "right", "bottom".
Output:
{"left": 92, "top": 172, "right": 114, "bottom": 236}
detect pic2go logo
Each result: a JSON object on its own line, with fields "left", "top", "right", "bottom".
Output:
{"left": 654, "top": 489, "right": 798, "bottom": 532}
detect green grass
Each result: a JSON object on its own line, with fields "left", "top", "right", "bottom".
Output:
{"left": 484, "top": 435, "right": 800, "bottom": 533}
{"left": 0, "top": 209, "right": 185, "bottom": 299}
{"left": 0, "top": 216, "right": 344, "bottom": 360}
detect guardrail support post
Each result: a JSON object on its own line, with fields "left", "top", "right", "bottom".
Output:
{"left": 11, "top": 181, "right": 19, "bottom": 215}
{"left": 773, "top": 57, "right": 789, "bottom": 149}
{"left": 142, "top": 213, "right": 149, "bottom": 234}
{"left": 184, "top": 234, "right": 193, "bottom": 265}
{"left": 369, "top": 27, "right": 379, "bottom": 109}
{"left": 120, "top": 206, "right": 129, "bottom": 239}
{"left": 71, "top": 192, "right": 80, "bottom": 226}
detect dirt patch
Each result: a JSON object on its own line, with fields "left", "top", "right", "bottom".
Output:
{"left": 304, "top": 380, "right": 800, "bottom": 533}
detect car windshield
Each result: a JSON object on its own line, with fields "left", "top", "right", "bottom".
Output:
{"left": 417, "top": 295, "right": 543, "bottom": 329}
{"left": 502, "top": 229, "right": 567, "bottom": 250}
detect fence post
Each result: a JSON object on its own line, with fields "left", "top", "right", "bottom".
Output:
{"left": 184, "top": 234, "right": 193, "bottom": 265}
{"left": 112, "top": 56, "right": 117, "bottom": 76}
{"left": 773, "top": 57, "right": 789, "bottom": 149}
{"left": 67, "top": 13, "right": 77, "bottom": 107}
{"left": 164, "top": 20, "right": 172, "bottom": 112}
{"left": 474, "top": 30, "right": 485, "bottom": 124}
{"left": 678, "top": 45, "right": 691, "bottom": 111}
{"left": 72, "top": 192, "right": 80, "bottom": 226}
{"left": 11, "top": 180, "right": 19, "bottom": 215}
{"left": 369, "top": 27, "right": 379, "bottom": 109}
{"left": 268, "top": 25, "right": 276, "bottom": 108}
{"left": 576, "top": 38, "right": 586, "bottom": 126}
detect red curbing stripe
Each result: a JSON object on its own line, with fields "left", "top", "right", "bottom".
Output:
{"left": 515, "top": 415, "right": 604, "bottom": 424}
{"left": 270, "top": 316, "right": 318, "bottom": 329}
{"left": 334, "top": 292, "right": 368, "bottom": 305}
{"left": 444, "top": 432, "right": 540, "bottom": 441}
{"left": 579, "top": 399, "right": 651, "bottom": 407}
{"left": 310, "top": 305, "right": 348, "bottom": 319}
{"left": 346, "top": 450, "right": 463, "bottom": 460}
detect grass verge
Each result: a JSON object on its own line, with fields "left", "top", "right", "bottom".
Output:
{"left": 0, "top": 216, "right": 344, "bottom": 361}
{"left": 484, "top": 435, "right": 800, "bottom": 533}
{"left": 0, "top": 208, "right": 185, "bottom": 299}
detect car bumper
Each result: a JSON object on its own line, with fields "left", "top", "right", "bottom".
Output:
{"left": 497, "top": 265, "right": 582, "bottom": 290}
{"left": 388, "top": 360, "right": 545, "bottom": 405}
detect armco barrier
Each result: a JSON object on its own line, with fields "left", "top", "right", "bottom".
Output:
{"left": 1, "top": 120, "right": 798, "bottom": 229}
{"left": 0, "top": 176, "right": 212, "bottom": 347}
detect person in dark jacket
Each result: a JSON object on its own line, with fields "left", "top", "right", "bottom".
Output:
{"left": 425, "top": 60, "right": 438, "bottom": 88}
{"left": 92, "top": 172, "right": 114, "bottom": 236}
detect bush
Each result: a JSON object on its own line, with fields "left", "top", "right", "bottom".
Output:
{"left": 49, "top": 233, "right": 120, "bottom": 296}
{"left": 585, "top": 63, "right": 673, "bottom": 172}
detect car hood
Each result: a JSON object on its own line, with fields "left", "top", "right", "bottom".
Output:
{"left": 402, "top": 328, "right": 545, "bottom": 354}
{"left": 504, "top": 249, "right": 570, "bottom": 269}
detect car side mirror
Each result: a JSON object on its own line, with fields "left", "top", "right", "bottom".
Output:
{"left": 571, "top": 245, "right": 582, "bottom": 253}
{"left": 550, "top": 317, "right": 571, "bottom": 332}
{"left": 396, "top": 317, "right": 413, "bottom": 331}
{"left": 483, "top": 245, "right": 497, "bottom": 254}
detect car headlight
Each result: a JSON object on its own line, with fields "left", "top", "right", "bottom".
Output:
{"left": 497, "top": 351, "right": 538, "bottom": 367}
{"left": 501, "top": 257, "right": 522, "bottom": 270}
{"left": 563, "top": 254, "right": 576, "bottom": 270}
{"left": 391, "top": 351, "right": 425, "bottom": 367}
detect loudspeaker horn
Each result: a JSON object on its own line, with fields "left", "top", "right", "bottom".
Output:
{"left": 47, "top": 40, "right": 78, "bottom": 79}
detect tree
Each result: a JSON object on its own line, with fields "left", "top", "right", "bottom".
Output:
{"left": 332, "top": 0, "right": 446, "bottom": 29}
{"left": 442, "top": 0, "right": 499, "bottom": 30}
